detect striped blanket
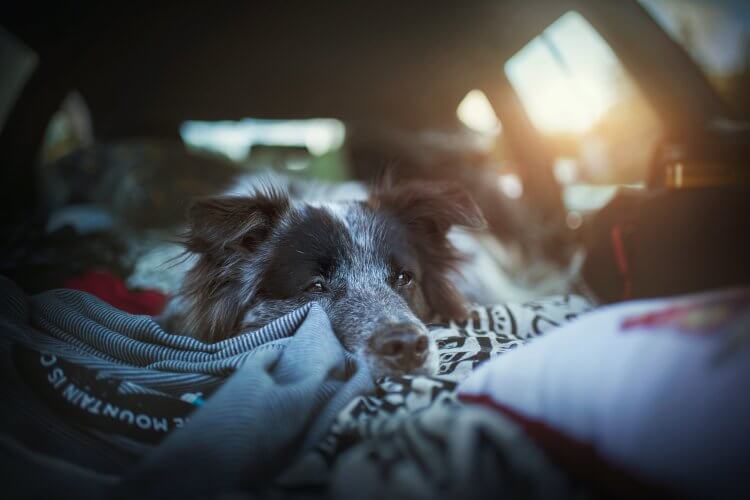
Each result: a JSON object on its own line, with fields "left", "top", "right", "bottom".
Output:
{"left": 0, "top": 276, "right": 373, "bottom": 499}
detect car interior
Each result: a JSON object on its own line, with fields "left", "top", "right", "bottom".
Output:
{"left": 1, "top": 1, "right": 748, "bottom": 499}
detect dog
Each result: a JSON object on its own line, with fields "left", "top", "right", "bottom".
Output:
{"left": 161, "top": 173, "right": 487, "bottom": 379}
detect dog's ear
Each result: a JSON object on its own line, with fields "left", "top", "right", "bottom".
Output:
{"left": 371, "top": 181, "right": 485, "bottom": 321}
{"left": 183, "top": 188, "right": 289, "bottom": 254}
{"left": 371, "top": 181, "right": 486, "bottom": 237}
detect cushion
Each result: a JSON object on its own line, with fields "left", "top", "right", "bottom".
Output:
{"left": 458, "top": 288, "right": 750, "bottom": 499}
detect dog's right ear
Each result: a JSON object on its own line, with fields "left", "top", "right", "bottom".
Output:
{"left": 183, "top": 188, "right": 289, "bottom": 254}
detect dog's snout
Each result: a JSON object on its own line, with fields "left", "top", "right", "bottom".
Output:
{"left": 371, "top": 324, "right": 429, "bottom": 371}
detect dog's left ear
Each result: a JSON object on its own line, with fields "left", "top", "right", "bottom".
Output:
{"left": 371, "top": 181, "right": 486, "bottom": 321}
{"left": 371, "top": 181, "right": 486, "bottom": 237}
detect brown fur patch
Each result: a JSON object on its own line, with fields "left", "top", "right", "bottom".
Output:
{"left": 177, "top": 187, "right": 290, "bottom": 342}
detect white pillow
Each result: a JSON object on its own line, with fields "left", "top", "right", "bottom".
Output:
{"left": 458, "top": 288, "right": 750, "bottom": 499}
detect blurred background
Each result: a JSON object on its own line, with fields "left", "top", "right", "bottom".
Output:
{"left": 1, "top": 0, "right": 748, "bottom": 307}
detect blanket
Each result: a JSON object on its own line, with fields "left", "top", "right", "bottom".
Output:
{"left": 0, "top": 275, "right": 593, "bottom": 499}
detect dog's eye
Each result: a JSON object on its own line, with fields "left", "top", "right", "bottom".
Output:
{"left": 393, "top": 271, "right": 414, "bottom": 287}
{"left": 305, "top": 280, "right": 327, "bottom": 293}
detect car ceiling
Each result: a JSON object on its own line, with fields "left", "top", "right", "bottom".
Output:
{"left": 3, "top": 0, "right": 571, "bottom": 130}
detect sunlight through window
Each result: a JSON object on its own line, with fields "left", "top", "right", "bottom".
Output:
{"left": 180, "top": 118, "right": 346, "bottom": 161}
{"left": 505, "top": 11, "right": 621, "bottom": 134}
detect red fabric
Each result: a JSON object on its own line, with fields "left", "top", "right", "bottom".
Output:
{"left": 458, "top": 393, "right": 678, "bottom": 500}
{"left": 63, "top": 270, "right": 167, "bottom": 316}
{"left": 620, "top": 291, "right": 750, "bottom": 335}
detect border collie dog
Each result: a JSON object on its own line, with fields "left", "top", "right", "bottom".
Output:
{"left": 165, "top": 175, "right": 485, "bottom": 379}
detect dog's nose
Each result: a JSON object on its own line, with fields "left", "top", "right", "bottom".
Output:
{"left": 371, "top": 325, "right": 429, "bottom": 371}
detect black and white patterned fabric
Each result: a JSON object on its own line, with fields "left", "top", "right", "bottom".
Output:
{"left": 278, "top": 295, "right": 594, "bottom": 498}
{"left": 330, "top": 402, "right": 575, "bottom": 500}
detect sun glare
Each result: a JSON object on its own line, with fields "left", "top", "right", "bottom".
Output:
{"left": 505, "top": 11, "right": 621, "bottom": 135}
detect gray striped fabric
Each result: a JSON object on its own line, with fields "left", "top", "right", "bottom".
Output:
{"left": 0, "top": 276, "right": 373, "bottom": 499}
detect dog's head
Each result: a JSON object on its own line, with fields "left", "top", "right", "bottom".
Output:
{"left": 178, "top": 179, "right": 485, "bottom": 379}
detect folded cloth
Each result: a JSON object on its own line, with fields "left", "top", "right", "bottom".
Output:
{"left": 0, "top": 276, "right": 372, "bottom": 500}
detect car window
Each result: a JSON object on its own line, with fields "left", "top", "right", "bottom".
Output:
{"left": 504, "top": 11, "right": 663, "bottom": 204}
{"left": 179, "top": 118, "right": 349, "bottom": 181}
{"left": 639, "top": 0, "right": 750, "bottom": 120}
